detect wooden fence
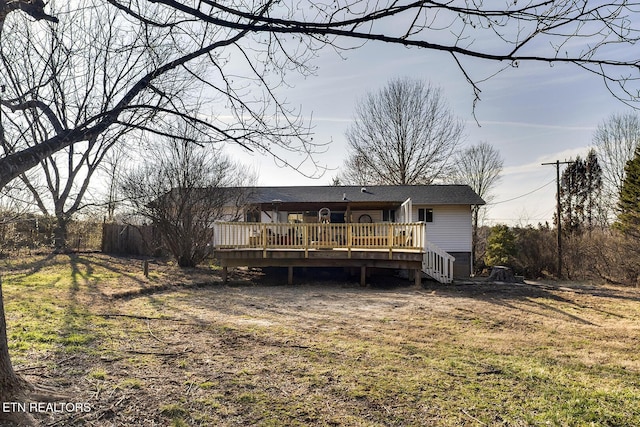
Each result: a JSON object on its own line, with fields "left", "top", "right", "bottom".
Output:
{"left": 101, "top": 223, "right": 160, "bottom": 256}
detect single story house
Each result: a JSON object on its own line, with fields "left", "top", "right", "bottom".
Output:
{"left": 213, "top": 184, "right": 484, "bottom": 283}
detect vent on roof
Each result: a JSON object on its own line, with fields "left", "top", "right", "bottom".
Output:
{"left": 361, "top": 187, "right": 367, "bottom": 193}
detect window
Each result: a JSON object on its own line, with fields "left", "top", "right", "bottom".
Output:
{"left": 288, "top": 213, "right": 303, "bottom": 223}
{"left": 418, "top": 208, "right": 433, "bottom": 222}
{"left": 382, "top": 209, "right": 396, "bottom": 222}
{"left": 245, "top": 208, "right": 260, "bottom": 222}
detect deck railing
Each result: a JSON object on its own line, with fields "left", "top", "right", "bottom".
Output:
{"left": 213, "top": 222, "right": 425, "bottom": 252}
{"left": 214, "top": 221, "right": 456, "bottom": 283}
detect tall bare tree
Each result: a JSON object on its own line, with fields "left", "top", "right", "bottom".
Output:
{"left": 593, "top": 111, "right": 640, "bottom": 219}
{"left": 2, "top": 0, "right": 640, "bottom": 414}
{"left": 1, "top": 2, "right": 204, "bottom": 251}
{"left": 450, "top": 142, "right": 504, "bottom": 267}
{"left": 342, "top": 78, "right": 465, "bottom": 185}
{"left": 120, "top": 132, "right": 256, "bottom": 268}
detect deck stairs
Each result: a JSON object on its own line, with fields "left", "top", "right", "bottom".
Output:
{"left": 422, "top": 241, "right": 455, "bottom": 284}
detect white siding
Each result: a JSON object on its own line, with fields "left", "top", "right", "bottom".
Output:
{"left": 351, "top": 210, "right": 383, "bottom": 223}
{"left": 412, "top": 205, "right": 472, "bottom": 252}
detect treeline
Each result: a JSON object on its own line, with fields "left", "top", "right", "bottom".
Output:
{"left": 478, "top": 224, "right": 639, "bottom": 285}
{"left": 479, "top": 140, "right": 640, "bottom": 286}
{"left": 0, "top": 215, "right": 102, "bottom": 256}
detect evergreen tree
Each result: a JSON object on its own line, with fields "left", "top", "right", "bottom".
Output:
{"left": 559, "top": 150, "right": 604, "bottom": 234}
{"left": 560, "top": 156, "right": 585, "bottom": 234}
{"left": 616, "top": 145, "right": 640, "bottom": 238}
{"left": 485, "top": 224, "right": 517, "bottom": 267}
{"left": 584, "top": 149, "right": 604, "bottom": 229}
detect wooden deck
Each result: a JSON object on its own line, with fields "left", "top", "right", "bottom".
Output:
{"left": 213, "top": 222, "right": 454, "bottom": 284}
{"left": 214, "top": 248, "right": 424, "bottom": 286}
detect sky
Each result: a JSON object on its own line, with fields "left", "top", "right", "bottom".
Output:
{"left": 223, "top": 39, "right": 628, "bottom": 227}
{"left": 1, "top": 2, "right": 634, "bottom": 229}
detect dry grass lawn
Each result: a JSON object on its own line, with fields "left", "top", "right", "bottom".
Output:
{"left": 1, "top": 253, "right": 640, "bottom": 426}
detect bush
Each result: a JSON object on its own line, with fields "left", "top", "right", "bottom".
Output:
{"left": 512, "top": 224, "right": 556, "bottom": 279}
{"left": 484, "top": 225, "right": 517, "bottom": 268}
{"left": 582, "top": 230, "right": 640, "bottom": 286}
{"left": 479, "top": 224, "right": 639, "bottom": 284}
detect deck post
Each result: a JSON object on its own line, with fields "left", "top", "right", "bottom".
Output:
{"left": 262, "top": 223, "right": 267, "bottom": 257}
{"left": 288, "top": 266, "right": 294, "bottom": 285}
{"left": 414, "top": 268, "right": 421, "bottom": 286}
{"left": 360, "top": 266, "right": 366, "bottom": 287}
{"left": 222, "top": 266, "right": 228, "bottom": 283}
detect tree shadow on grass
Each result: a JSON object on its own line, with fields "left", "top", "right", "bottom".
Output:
{"left": 0, "top": 251, "right": 58, "bottom": 278}
{"left": 422, "top": 280, "right": 640, "bottom": 326}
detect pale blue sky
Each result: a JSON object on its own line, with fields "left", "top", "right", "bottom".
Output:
{"left": 224, "top": 39, "right": 626, "bottom": 226}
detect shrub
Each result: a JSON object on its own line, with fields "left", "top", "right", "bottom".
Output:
{"left": 484, "top": 225, "right": 517, "bottom": 268}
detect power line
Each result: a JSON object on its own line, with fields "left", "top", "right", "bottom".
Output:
{"left": 486, "top": 178, "right": 555, "bottom": 206}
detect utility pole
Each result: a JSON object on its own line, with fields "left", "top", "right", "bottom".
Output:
{"left": 542, "top": 160, "right": 573, "bottom": 279}
{"left": 0, "top": 85, "right": 5, "bottom": 148}
{"left": 0, "top": 85, "right": 5, "bottom": 138}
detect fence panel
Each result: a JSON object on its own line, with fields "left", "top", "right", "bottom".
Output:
{"left": 101, "top": 223, "right": 159, "bottom": 256}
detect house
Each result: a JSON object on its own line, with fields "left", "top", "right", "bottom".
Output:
{"left": 213, "top": 185, "right": 484, "bottom": 284}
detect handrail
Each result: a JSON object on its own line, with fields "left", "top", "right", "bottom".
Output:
{"left": 213, "top": 222, "right": 425, "bottom": 252}
{"left": 422, "top": 241, "right": 455, "bottom": 284}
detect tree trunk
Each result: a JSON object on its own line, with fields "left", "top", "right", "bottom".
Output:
{"left": 0, "top": 279, "right": 20, "bottom": 392}
{"left": 0, "top": 279, "right": 62, "bottom": 425}
{"left": 53, "top": 216, "right": 69, "bottom": 253}
{"left": 486, "top": 266, "right": 522, "bottom": 283}
{"left": 0, "top": 277, "right": 26, "bottom": 400}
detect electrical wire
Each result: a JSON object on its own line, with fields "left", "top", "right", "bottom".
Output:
{"left": 486, "top": 178, "right": 555, "bottom": 206}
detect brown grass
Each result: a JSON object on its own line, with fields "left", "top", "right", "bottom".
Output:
{"left": 2, "top": 253, "right": 640, "bottom": 426}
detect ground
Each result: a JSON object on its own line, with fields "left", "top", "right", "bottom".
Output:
{"left": 1, "top": 253, "right": 640, "bottom": 426}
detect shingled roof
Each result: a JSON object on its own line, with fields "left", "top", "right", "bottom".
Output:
{"left": 246, "top": 185, "right": 485, "bottom": 205}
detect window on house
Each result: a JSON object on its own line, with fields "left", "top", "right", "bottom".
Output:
{"left": 288, "top": 213, "right": 303, "bottom": 223}
{"left": 418, "top": 208, "right": 433, "bottom": 222}
{"left": 245, "top": 208, "right": 260, "bottom": 222}
{"left": 382, "top": 209, "right": 396, "bottom": 222}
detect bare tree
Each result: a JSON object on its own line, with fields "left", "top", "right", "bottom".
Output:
{"left": 1, "top": 1, "right": 197, "bottom": 251}
{"left": 120, "top": 135, "right": 256, "bottom": 267}
{"left": 593, "top": 111, "right": 640, "bottom": 219}
{"left": 2, "top": 0, "right": 640, "bottom": 413}
{"left": 341, "top": 153, "right": 382, "bottom": 186}
{"left": 450, "top": 142, "right": 504, "bottom": 268}
{"left": 101, "top": 143, "right": 129, "bottom": 223}
{"left": 3, "top": 1, "right": 640, "bottom": 189}
{"left": 342, "top": 78, "right": 465, "bottom": 185}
